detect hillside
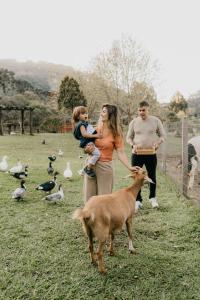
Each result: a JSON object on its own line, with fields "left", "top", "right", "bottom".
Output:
{"left": 0, "top": 59, "right": 78, "bottom": 91}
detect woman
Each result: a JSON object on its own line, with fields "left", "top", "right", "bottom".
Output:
{"left": 84, "top": 103, "right": 136, "bottom": 201}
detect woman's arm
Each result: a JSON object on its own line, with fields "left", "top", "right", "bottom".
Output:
{"left": 80, "top": 125, "right": 101, "bottom": 139}
{"left": 116, "top": 148, "right": 136, "bottom": 171}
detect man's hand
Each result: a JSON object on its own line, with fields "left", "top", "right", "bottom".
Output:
{"left": 132, "top": 145, "right": 138, "bottom": 153}
{"left": 153, "top": 143, "right": 159, "bottom": 150}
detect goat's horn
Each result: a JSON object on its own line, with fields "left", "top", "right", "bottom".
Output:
{"left": 122, "top": 174, "right": 133, "bottom": 179}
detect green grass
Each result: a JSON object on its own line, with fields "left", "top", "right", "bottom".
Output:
{"left": 0, "top": 133, "right": 200, "bottom": 300}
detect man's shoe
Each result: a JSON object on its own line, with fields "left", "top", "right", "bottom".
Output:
{"left": 84, "top": 167, "right": 96, "bottom": 178}
{"left": 149, "top": 197, "right": 159, "bottom": 208}
{"left": 135, "top": 200, "right": 143, "bottom": 213}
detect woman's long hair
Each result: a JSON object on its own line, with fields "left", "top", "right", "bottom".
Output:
{"left": 102, "top": 103, "right": 122, "bottom": 138}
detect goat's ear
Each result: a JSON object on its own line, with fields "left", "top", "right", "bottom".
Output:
{"left": 144, "top": 175, "right": 154, "bottom": 184}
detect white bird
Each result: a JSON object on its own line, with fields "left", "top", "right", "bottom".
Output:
{"left": 12, "top": 180, "right": 26, "bottom": 201}
{"left": 9, "top": 161, "right": 23, "bottom": 174}
{"left": 63, "top": 162, "right": 73, "bottom": 179}
{"left": 42, "top": 184, "right": 64, "bottom": 203}
{"left": 0, "top": 156, "right": 8, "bottom": 172}
{"left": 58, "top": 149, "right": 64, "bottom": 157}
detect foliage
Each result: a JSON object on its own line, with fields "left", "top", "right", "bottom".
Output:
{"left": 166, "top": 111, "right": 179, "bottom": 122}
{"left": 92, "top": 35, "right": 158, "bottom": 93}
{"left": 41, "top": 116, "right": 63, "bottom": 133}
{"left": 58, "top": 76, "right": 87, "bottom": 112}
{"left": 122, "top": 81, "right": 159, "bottom": 123}
{"left": 0, "top": 68, "right": 16, "bottom": 96}
{"left": 0, "top": 133, "right": 200, "bottom": 299}
{"left": 91, "top": 35, "right": 160, "bottom": 122}
{"left": 169, "top": 91, "right": 188, "bottom": 114}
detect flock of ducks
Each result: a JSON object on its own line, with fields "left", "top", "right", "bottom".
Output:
{"left": 0, "top": 149, "right": 77, "bottom": 204}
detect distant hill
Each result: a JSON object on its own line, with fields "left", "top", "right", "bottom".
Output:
{"left": 0, "top": 59, "right": 78, "bottom": 91}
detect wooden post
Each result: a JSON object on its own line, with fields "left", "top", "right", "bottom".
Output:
{"left": 182, "top": 118, "right": 188, "bottom": 197}
{"left": 8, "top": 124, "right": 11, "bottom": 135}
{"left": 21, "top": 109, "right": 25, "bottom": 134}
{"left": 0, "top": 109, "right": 3, "bottom": 135}
{"left": 162, "top": 122, "right": 167, "bottom": 174}
{"left": 29, "top": 109, "right": 33, "bottom": 135}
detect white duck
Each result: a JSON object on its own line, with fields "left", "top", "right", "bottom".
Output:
{"left": 0, "top": 156, "right": 8, "bottom": 172}
{"left": 9, "top": 161, "right": 23, "bottom": 174}
{"left": 63, "top": 162, "right": 73, "bottom": 179}
{"left": 42, "top": 184, "right": 64, "bottom": 203}
{"left": 12, "top": 180, "right": 26, "bottom": 201}
{"left": 58, "top": 149, "right": 64, "bottom": 157}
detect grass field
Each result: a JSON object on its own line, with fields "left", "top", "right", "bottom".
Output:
{"left": 0, "top": 133, "right": 200, "bottom": 300}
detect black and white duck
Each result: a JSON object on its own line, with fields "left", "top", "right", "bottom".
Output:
{"left": 47, "top": 162, "right": 54, "bottom": 175}
{"left": 42, "top": 184, "right": 64, "bottom": 203}
{"left": 36, "top": 171, "right": 59, "bottom": 193}
{"left": 48, "top": 155, "right": 56, "bottom": 162}
{"left": 12, "top": 180, "right": 26, "bottom": 201}
{"left": 11, "top": 165, "right": 28, "bottom": 179}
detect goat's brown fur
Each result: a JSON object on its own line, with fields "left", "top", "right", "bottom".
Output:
{"left": 73, "top": 168, "right": 151, "bottom": 274}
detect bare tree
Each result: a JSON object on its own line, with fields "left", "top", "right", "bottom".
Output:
{"left": 91, "top": 35, "right": 159, "bottom": 121}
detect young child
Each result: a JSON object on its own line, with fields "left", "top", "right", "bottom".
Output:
{"left": 72, "top": 106, "right": 101, "bottom": 177}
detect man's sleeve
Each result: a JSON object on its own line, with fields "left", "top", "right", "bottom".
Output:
{"left": 157, "top": 119, "right": 166, "bottom": 142}
{"left": 126, "top": 120, "right": 135, "bottom": 145}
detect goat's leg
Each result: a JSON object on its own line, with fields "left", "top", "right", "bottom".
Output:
{"left": 97, "top": 241, "right": 106, "bottom": 274}
{"left": 126, "top": 218, "right": 136, "bottom": 253}
{"left": 188, "top": 158, "right": 197, "bottom": 189}
{"left": 83, "top": 221, "right": 97, "bottom": 265}
{"left": 109, "top": 233, "right": 115, "bottom": 256}
{"left": 87, "top": 228, "right": 98, "bottom": 265}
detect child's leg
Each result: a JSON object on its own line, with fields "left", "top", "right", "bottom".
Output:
{"left": 84, "top": 144, "right": 100, "bottom": 177}
{"left": 87, "top": 146, "right": 100, "bottom": 166}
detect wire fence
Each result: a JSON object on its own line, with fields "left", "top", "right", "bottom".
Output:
{"left": 157, "top": 118, "right": 200, "bottom": 204}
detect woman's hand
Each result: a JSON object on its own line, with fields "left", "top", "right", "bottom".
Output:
{"left": 96, "top": 132, "right": 103, "bottom": 139}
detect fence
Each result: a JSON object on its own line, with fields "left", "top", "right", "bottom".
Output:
{"left": 158, "top": 118, "right": 200, "bottom": 203}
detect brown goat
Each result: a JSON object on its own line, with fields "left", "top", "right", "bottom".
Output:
{"left": 73, "top": 167, "right": 153, "bottom": 274}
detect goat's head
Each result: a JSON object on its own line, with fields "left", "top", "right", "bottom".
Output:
{"left": 124, "top": 167, "right": 154, "bottom": 183}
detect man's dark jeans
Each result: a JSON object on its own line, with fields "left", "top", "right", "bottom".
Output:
{"left": 131, "top": 154, "right": 157, "bottom": 202}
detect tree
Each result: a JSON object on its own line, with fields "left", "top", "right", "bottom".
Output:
{"left": 120, "top": 81, "right": 159, "bottom": 123}
{"left": 91, "top": 35, "right": 159, "bottom": 121}
{"left": 0, "top": 69, "right": 16, "bottom": 96}
{"left": 169, "top": 91, "right": 188, "bottom": 116}
{"left": 58, "top": 76, "right": 87, "bottom": 112}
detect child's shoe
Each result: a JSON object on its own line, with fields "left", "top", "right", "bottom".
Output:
{"left": 84, "top": 167, "right": 96, "bottom": 178}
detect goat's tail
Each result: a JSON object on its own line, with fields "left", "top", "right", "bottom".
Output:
{"left": 72, "top": 208, "right": 94, "bottom": 222}
{"left": 73, "top": 208, "right": 94, "bottom": 237}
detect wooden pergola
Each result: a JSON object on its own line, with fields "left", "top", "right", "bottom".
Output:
{"left": 0, "top": 105, "right": 34, "bottom": 135}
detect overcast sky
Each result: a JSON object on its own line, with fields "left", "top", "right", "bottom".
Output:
{"left": 0, "top": 0, "right": 200, "bottom": 102}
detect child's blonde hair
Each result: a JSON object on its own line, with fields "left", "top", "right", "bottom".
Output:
{"left": 72, "top": 106, "right": 87, "bottom": 128}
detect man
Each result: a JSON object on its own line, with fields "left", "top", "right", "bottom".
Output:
{"left": 126, "top": 101, "right": 166, "bottom": 212}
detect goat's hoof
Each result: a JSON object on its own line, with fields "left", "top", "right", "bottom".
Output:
{"left": 99, "top": 269, "right": 107, "bottom": 275}
{"left": 91, "top": 256, "right": 98, "bottom": 266}
{"left": 129, "top": 249, "right": 137, "bottom": 254}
